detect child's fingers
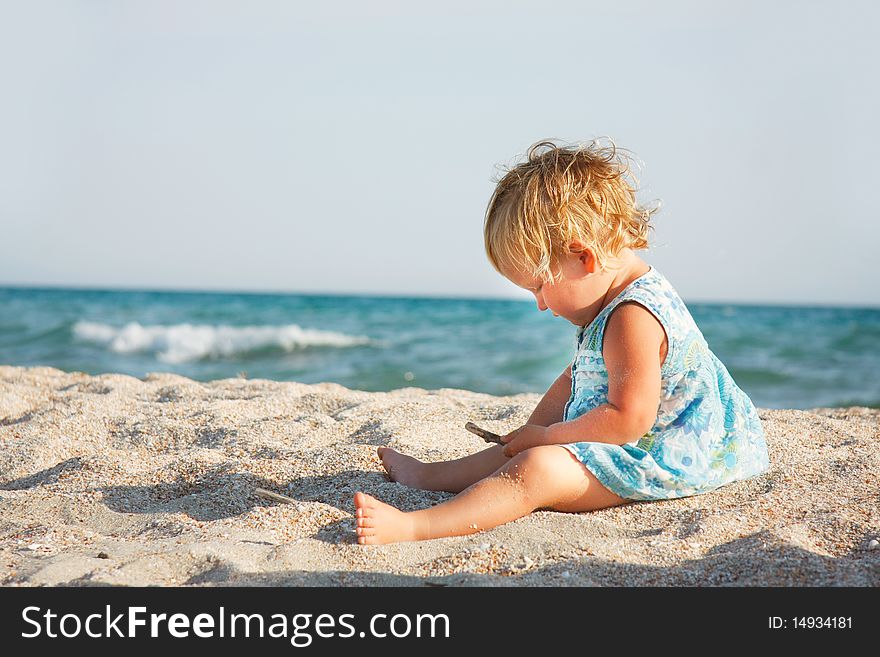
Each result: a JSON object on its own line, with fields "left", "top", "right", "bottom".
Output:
{"left": 500, "top": 427, "right": 522, "bottom": 444}
{"left": 502, "top": 426, "right": 541, "bottom": 457}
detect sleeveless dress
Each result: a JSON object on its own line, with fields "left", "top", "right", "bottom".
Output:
{"left": 560, "top": 267, "right": 769, "bottom": 501}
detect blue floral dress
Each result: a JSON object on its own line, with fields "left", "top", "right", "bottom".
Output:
{"left": 561, "top": 267, "right": 769, "bottom": 501}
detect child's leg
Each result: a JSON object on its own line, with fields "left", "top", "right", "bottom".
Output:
{"left": 355, "top": 445, "right": 628, "bottom": 544}
{"left": 377, "top": 444, "right": 509, "bottom": 493}
{"left": 376, "top": 366, "right": 573, "bottom": 493}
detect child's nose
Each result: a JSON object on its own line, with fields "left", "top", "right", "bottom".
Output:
{"left": 535, "top": 295, "right": 548, "bottom": 312}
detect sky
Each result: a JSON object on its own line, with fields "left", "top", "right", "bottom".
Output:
{"left": 1, "top": 0, "right": 878, "bottom": 306}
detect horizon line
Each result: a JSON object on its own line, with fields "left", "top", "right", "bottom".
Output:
{"left": 1, "top": 281, "right": 878, "bottom": 311}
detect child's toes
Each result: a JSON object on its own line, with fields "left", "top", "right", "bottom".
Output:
{"left": 355, "top": 492, "right": 377, "bottom": 509}
{"left": 357, "top": 516, "right": 375, "bottom": 529}
{"left": 356, "top": 527, "right": 377, "bottom": 544}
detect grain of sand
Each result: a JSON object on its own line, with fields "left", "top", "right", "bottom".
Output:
{"left": 1, "top": 366, "right": 877, "bottom": 586}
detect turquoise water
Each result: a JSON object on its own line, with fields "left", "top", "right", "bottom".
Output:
{"left": 1, "top": 285, "right": 878, "bottom": 409}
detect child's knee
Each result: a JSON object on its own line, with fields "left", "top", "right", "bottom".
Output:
{"left": 502, "top": 446, "right": 589, "bottom": 509}
{"left": 506, "top": 445, "right": 569, "bottom": 484}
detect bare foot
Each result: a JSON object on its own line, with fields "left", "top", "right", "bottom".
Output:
{"left": 354, "top": 492, "right": 420, "bottom": 545}
{"left": 377, "top": 447, "right": 429, "bottom": 489}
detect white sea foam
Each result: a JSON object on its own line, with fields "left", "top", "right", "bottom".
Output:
{"left": 72, "top": 321, "right": 374, "bottom": 363}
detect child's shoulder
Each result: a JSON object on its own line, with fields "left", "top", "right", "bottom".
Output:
{"left": 594, "top": 267, "right": 702, "bottom": 366}
{"left": 619, "top": 267, "right": 691, "bottom": 322}
{"left": 579, "top": 266, "right": 696, "bottom": 349}
{"left": 603, "top": 300, "right": 669, "bottom": 365}
{"left": 600, "top": 267, "right": 682, "bottom": 326}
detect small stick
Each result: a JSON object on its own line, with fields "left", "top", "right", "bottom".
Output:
{"left": 255, "top": 487, "right": 299, "bottom": 505}
{"left": 465, "top": 421, "right": 504, "bottom": 444}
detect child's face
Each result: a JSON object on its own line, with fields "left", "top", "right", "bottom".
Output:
{"left": 503, "top": 248, "right": 606, "bottom": 327}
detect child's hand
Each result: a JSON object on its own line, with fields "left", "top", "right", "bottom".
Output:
{"left": 501, "top": 424, "right": 549, "bottom": 457}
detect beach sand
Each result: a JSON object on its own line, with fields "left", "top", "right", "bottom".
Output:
{"left": 1, "top": 365, "right": 877, "bottom": 587}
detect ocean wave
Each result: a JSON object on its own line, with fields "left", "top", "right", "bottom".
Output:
{"left": 72, "top": 321, "right": 374, "bottom": 363}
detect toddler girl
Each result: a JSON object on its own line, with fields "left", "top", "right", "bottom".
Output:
{"left": 353, "top": 139, "right": 770, "bottom": 544}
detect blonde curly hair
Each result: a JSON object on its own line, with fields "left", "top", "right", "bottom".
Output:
{"left": 484, "top": 138, "right": 659, "bottom": 284}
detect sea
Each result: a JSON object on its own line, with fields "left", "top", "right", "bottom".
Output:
{"left": 1, "top": 286, "right": 878, "bottom": 410}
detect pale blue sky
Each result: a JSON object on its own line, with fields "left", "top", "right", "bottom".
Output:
{"left": 1, "top": 1, "right": 877, "bottom": 305}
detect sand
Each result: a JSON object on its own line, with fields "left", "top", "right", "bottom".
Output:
{"left": 0, "top": 365, "right": 877, "bottom": 587}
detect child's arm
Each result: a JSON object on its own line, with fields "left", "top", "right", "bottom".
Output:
{"left": 502, "top": 303, "right": 665, "bottom": 457}
{"left": 525, "top": 363, "right": 573, "bottom": 427}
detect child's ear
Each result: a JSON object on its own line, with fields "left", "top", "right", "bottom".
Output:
{"left": 568, "top": 241, "right": 598, "bottom": 274}
{"left": 581, "top": 249, "right": 598, "bottom": 274}
{"left": 567, "top": 240, "right": 587, "bottom": 254}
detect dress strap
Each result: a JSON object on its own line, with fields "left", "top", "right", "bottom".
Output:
{"left": 581, "top": 268, "right": 673, "bottom": 356}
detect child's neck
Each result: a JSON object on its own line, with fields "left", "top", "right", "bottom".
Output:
{"left": 596, "top": 250, "right": 650, "bottom": 314}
